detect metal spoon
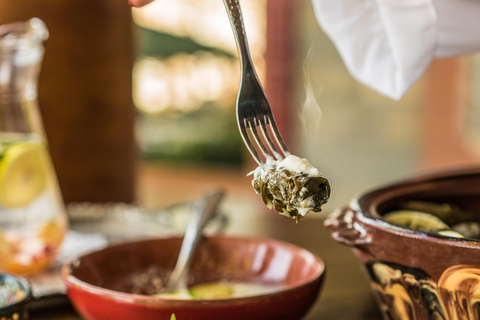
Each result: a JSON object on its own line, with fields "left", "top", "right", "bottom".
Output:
{"left": 161, "top": 189, "right": 224, "bottom": 293}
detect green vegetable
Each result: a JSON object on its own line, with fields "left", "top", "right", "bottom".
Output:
{"left": 398, "top": 200, "right": 473, "bottom": 225}
{"left": 252, "top": 167, "right": 330, "bottom": 220}
{"left": 383, "top": 210, "right": 450, "bottom": 233}
{"left": 437, "top": 230, "right": 464, "bottom": 238}
{"left": 170, "top": 314, "right": 176, "bottom": 320}
{"left": 452, "top": 222, "right": 480, "bottom": 239}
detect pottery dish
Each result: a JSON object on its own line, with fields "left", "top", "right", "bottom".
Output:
{"left": 62, "top": 235, "right": 325, "bottom": 320}
{"left": 326, "top": 167, "right": 480, "bottom": 320}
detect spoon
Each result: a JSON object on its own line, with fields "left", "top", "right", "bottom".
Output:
{"left": 161, "top": 189, "right": 224, "bottom": 293}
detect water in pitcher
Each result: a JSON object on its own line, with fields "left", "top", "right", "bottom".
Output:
{"left": 0, "top": 19, "right": 68, "bottom": 275}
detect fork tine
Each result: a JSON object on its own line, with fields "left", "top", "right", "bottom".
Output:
{"left": 265, "top": 116, "right": 291, "bottom": 157}
{"left": 248, "top": 118, "right": 272, "bottom": 162}
{"left": 225, "top": 0, "right": 291, "bottom": 166}
{"left": 239, "top": 119, "right": 263, "bottom": 165}
{"left": 257, "top": 116, "right": 283, "bottom": 161}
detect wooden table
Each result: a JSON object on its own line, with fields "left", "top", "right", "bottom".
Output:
{"left": 29, "top": 163, "right": 384, "bottom": 319}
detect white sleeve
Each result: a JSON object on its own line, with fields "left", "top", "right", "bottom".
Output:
{"left": 311, "top": 0, "right": 480, "bottom": 100}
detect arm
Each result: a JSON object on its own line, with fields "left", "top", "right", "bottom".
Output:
{"left": 129, "top": 0, "right": 155, "bottom": 7}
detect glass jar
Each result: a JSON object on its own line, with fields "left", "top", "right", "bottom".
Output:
{"left": 0, "top": 18, "right": 68, "bottom": 275}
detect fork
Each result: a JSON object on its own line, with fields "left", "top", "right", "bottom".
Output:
{"left": 223, "top": 0, "right": 291, "bottom": 165}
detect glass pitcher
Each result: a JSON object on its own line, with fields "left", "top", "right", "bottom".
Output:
{"left": 0, "top": 18, "right": 68, "bottom": 275}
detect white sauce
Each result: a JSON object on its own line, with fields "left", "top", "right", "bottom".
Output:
{"left": 278, "top": 155, "right": 321, "bottom": 176}
{"left": 250, "top": 155, "right": 321, "bottom": 179}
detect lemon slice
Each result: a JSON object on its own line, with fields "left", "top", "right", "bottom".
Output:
{"left": 0, "top": 143, "right": 48, "bottom": 208}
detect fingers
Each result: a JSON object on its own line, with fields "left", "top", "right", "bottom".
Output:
{"left": 129, "top": 0, "right": 155, "bottom": 7}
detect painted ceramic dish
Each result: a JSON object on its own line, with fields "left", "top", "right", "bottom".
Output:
{"left": 0, "top": 273, "right": 32, "bottom": 320}
{"left": 326, "top": 167, "right": 480, "bottom": 320}
{"left": 62, "top": 235, "right": 324, "bottom": 320}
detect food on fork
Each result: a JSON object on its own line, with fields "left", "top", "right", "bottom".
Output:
{"left": 221, "top": 0, "right": 330, "bottom": 220}
{"left": 251, "top": 155, "right": 330, "bottom": 221}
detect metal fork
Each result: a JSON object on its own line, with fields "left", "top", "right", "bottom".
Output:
{"left": 223, "top": 0, "right": 291, "bottom": 165}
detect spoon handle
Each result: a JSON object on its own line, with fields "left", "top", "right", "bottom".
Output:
{"left": 165, "top": 189, "right": 224, "bottom": 292}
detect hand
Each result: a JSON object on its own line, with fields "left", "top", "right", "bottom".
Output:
{"left": 129, "top": 0, "right": 155, "bottom": 7}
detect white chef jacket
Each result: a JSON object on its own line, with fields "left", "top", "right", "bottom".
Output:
{"left": 311, "top": 0, "right": 480, "bottom": 100}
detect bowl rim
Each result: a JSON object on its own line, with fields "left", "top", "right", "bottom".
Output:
{"left": 350, "top": 166, "right": 480, "bottom": 245}
{"left": 0, "top": 272, "right": 33, "bottom": 312}
{"left": 61, "top": 234, "right": 325, "bottom": 307}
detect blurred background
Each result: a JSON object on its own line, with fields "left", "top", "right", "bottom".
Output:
{"left": 1, "top": 0, "right": 480, "bottom": 216}
{"left": 2, "top": 1, "right": 480, "bottom": 319}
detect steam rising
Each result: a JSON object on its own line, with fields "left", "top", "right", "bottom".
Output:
{"left": 299, "top": 44, "right": 323, "bottom": 139}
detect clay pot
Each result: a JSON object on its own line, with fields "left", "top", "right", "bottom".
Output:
{"left": 326, "top": 167, "right": 480, "bottom": 320}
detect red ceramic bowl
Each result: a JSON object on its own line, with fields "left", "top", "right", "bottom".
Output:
{"left": 62, "top": 235, "right": 324, "bottom": 320}
{"left": 326, "top": 167, "right": 480, "bottom": 320}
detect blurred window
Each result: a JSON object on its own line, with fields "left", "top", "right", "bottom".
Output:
{"left": 132, "top": 0, "right": 267, "bottom": 166}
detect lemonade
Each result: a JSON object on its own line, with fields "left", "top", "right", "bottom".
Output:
{"left": 0, "top": 133, "right": 67, "bottom": 275}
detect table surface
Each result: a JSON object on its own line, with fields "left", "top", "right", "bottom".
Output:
{"left": 29, "top": 214, "right": 383, "bottom": 320}
{"left": 28, "top": 163, "right": 384, "bottom": 320}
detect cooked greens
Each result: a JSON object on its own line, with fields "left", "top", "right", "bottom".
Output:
{"left": 251, "top": 155, "right": 330, "bottom": 221}
{"left": 383, "top": 200, "right": 480, "bottom": 240}
{"left": 383, "top": 210, "right": 450, "bottom": 233}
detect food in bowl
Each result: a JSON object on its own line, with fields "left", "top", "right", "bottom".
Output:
{"left": 0, "top": 273, "right": 32, "bottom": 320}
{"left": 383, "top": 200, "right": 480, "bottom": 239}
{"left": 155, "top": 281, "right": 283, "bottom": 299}
{"left": 0, "top": 286, "right": 25, "bottom": 308}
{"left": 63, "top": 236, "right": 325, "bottom": 320}
{"left": 251, "top": 155, "right": 330, "bottom": 221}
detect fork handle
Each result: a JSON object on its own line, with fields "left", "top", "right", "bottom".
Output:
{"left": 223, "top": 0, "right": 254, "bottom": 70}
